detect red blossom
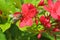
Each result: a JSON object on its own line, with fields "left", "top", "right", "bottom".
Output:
{"left": 38, "top": 0, "right": 44, "bottom": 6}
{"left": 44, "top": 0, "right": 60, "bottom": 20}
{"left": 40, "top": 16, "right": 51, "bottom": 28}
{"left": 19, "top": 4, "right": 37, "bottom": 28}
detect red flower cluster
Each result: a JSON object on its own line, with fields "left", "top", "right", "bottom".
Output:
{"left": 44, "top": 0, "right": 60, "bottom": 20}
{"left": 40, "top": 16, "right": 51, "bottom": 28}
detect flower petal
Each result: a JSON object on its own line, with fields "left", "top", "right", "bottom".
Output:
{"left": 20, "top": 20, "right": 26, "bottom": 28}
{"left": 26, "top": 18, "right": 33, "bottom": 26}
{"left": 48, "top": 0, "right": 54, "bottom": 8}
{"left": 44, "top": 5, "right": 51, "bottom": 12}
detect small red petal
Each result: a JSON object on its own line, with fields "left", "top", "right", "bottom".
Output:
{"left": 20, "top": 17, "right": 33, "bottom": 28}
{"left": 20, "top": 20, "right": 26, "bottom": 28}
{"left": 26, "top": 18, "right": 33, "bottom": 26}
{"left": 48, "top": 0, "right": 54, "bottom": 8}
{"left": 13, "top": 12, "right": 21, "bottom": 17}
{"left": 28, "top": 4, "right": 34, "bottom": 9}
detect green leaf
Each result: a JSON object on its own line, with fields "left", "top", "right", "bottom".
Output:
{"left": 37, "top": 25, "right": 44, "bottom": 31}
{"left": 0, "top": 30, "right": 6, "bottom": 40}
{"left": 23, "top": 0, "right": 32, "bottom": 3}
{"left": 31, "top": 0, "right": 40, "bottom": 6}
{"left": 57, "top": 36, "right": 60, "bottom": 40}
{"left": 0, "top": 0, "right": 16, "bottom": 15}
{"left": 23, "top": 0, "right": 40, "bottom": 6}
{"left": 0, "top": 23, "right": 11, "bottom": 32}
{"left": 0, "top": 0, "right": 10, "bottom": 13}
{"left": 14, "top": 0, "right": 22, "bottom": 9}
{"left": 42, "top": 32, "right": 54, "bottom": 40}
{"left": 54, "top": 32, "right": 60, "bottom": 40}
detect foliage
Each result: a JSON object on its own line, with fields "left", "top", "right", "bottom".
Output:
{"left": 0, "top": 0, "right": 60, "bottom": 40}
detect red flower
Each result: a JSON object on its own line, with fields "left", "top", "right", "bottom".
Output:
{"left": 40, "top": 16, "right": 51, "bottom": 28}
{"left": 44, "top": 0, "right": 60, "bottom": 20}
{"left": 38, "top": 0, "right": 44, "bottom": 6}
{"left": 19, "top": 4, "right": 37, "bottom": 28}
